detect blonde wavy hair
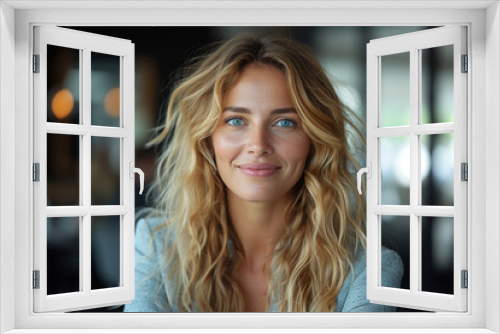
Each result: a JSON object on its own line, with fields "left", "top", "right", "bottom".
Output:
{"left": 145, "top": 34, "right": 366, "bottom": 312}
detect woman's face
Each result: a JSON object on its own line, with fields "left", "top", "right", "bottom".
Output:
{"left": 211, "top": 63, "right": 311, "bottom": 204}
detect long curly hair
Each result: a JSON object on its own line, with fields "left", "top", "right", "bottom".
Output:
{"left": 144, "top": 34, "right": 366, "bottom": 312}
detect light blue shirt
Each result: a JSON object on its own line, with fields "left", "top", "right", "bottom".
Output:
{"left": 124, "top": 218, "right": 403, "bottom": 312}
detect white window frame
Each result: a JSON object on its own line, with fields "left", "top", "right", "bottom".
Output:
{"left": 365, "top": 26, "right": 468, "bottom": 312}
{"left": 33, "top": 25, "right": 136, "bottom": 313}
{"left": 0, "top": 1, "right": 499, "bottom": 333}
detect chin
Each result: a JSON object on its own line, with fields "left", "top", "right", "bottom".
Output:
{"left": 243, "top": 197, "right": 276, "bottom": 203}
{"left": 235, "top": 190, "right": 282, "bottom": 203}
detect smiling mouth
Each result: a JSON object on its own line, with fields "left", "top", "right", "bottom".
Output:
{"left": 237, "top": 164, "right": 280, "bottom": 177}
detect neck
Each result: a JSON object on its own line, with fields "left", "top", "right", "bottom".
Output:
{"left": 227, "top": 191, "right": 290, "bottom": 273}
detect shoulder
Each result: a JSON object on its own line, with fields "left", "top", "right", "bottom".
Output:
{"left": 354, "top": 247, "right": 403, "bottom": 276}
{"left": 134, "top": 216, "right": 170, "bottom": 251}
{"left": 335, "top": 247, "right": 404, "bottom": 312}
{"left": 136, "top": 215, "right": 168, "bottom": 235}
{"left": 350, "top": 247, "right": 403, "bottom": 279}
{"left": 131, "top": 216, "right": 172, "bottom": 287}
{"left": 123, "top": 216, "right": 171, "bottom": 312}
{"left": 380, "top": 247, "right": 404, "bottom": 277}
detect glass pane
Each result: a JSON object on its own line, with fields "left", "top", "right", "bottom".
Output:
{"left": 91, "top": 137, "right": 121, "bottom": 205}
{"left": 91, "top": 52, "right": 121, "bottom": 127}
{"left": 47, "top": 45, "right": 80, "bottom": 123}
{"left": 47, "top": 134, "right": 79, "bottom": 206}
{"left": 421, "top": 133, "right": 454, "bottom": 206}
{"left": 381, "top": 52, "right": 410, "bottom": 127}
{"left": 381, "top": 215, "right": 410, "bottom": 290}
{"left": 91, "top": 216, "right": 120, "bottom": 290}
{"left": 421, "top": 45, "right": 454, "bottom": 124}
{"left": 381, "top": 136, "right": 410, "bottom": 205}
{"left": 422, "top": 217, "right": 454, "bottom": 294}
{"left": 47, "top": 217, "right": 80, "bottom": 295}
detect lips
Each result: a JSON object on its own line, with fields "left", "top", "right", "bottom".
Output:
{"left": 237, "top": 163, "right": 280, "bottom": 177}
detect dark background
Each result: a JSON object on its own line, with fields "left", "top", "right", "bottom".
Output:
{"left": 46, "top": 26, "right": 453, "bottom": 313}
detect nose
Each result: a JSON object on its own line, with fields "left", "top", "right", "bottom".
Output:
{"left": 246, "top": 125, "right": 273, "bottom": 157}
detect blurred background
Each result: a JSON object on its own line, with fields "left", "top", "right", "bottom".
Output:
{"left": 45, "top": 26, "right": 455, "bottom": 312}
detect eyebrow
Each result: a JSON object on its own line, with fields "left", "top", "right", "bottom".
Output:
{"left": 222, "top": 106, "right": 297, "bottom": 115}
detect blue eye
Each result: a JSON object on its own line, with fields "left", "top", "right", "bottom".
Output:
{"left": 276, "top": 119, "right": 296, "bottom": 127}
{"left": 226, "top": 118, "right": 244, "bottom": 126}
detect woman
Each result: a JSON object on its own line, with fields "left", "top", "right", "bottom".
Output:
{"left": 124, "top": 34, "right": 403, "bottom": 313}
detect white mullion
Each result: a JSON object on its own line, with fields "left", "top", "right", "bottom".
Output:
{"left": 120, "top": 215, "right": 124, "bottom": 287}
{"left": 120, "top": 55, "right": 124, "bottom": 130}
{"left": 377, "top": 214, "right": 382, "bottom": 286}
{"left": 366, "top": 43, "right": 380, "bottom": 298}
{"left": 120, "top": 55, "right": 124, "bottom": 207}
{"left": 413, "top": 123, "right": 454, "bottom": 135}
{"left": 46, "top": 123, "right": 88, "bottom": 136}
{"left": 373, "top": 205, "right": 411, "bottom": 215}
{"left": 372, "top": 205, "right": 454, "bottom": 217}
{"left": 376, "top": 54, "right": 382, "bottom": 287}
{"left": 122, "top": 46, "right": 135, "bottom": 294}
{"left": 82, "top": 47, "right": 92, "bottom": 294}
{"left": 90, "top": 205, "right": 128, "bottom": 216}
{"left": 120, "top": 136, "right": 124, "bottom": 287}
{"left": 373, "top": 123, "right": 454, "bottom": 138}
{"left": 410, "top": 213, "right": 419, "bottom": 294}
{"left": 418, "top": 214, "right": 423, "bottom": 292}
{"left": 79, "top": 216, "right": 84, "bottom": 292}
{"left": 409, "top": 47, "right": 419, "bottom": 295}
{"left": 46, "top": 123, "right": 130, "bottom": 138}
{"left": 47, "top": 206, "right": 89, "bottom": 217}
{"left": 89, "top": 126, "right": 129, "bottom": 138}
{"left": 119, "top": 54, "right": 124, "bottom": 288}
{"left": 413, "top": 206, "right": 455, "bottom": 217}
{"left": 82, "top": 214, "right": 91, "bottom": 293}
{"left": 46, "top": 205, "right": 128, "bottom": 217}
{"left": 417, "top": 47, "right": 423, "bottom": 293}
{"left": 78, "top": 48, "right": 84, "bottom": 293}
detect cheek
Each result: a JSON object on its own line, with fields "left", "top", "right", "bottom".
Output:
{"left": 283, "top": 137, "right": 311, "bottom": 168}
{"left": 211, "top": 131, "right": 241, "bottom": 165}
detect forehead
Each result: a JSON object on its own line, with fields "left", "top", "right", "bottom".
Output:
{"left": 222, "top": 63, "right": 292, "bottom": 107}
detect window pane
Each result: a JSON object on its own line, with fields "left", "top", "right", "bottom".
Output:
{"left": 47, "top": 45, "right": 80, "bottom": 124}
{"left": 381, "top": 136, "right": 410, "bottom": 205}
{"left": 47, "top": 134, "right": 80, "bottom": 206}
{"left": 91, "top": 137, "right": 121, "bottom": 205}
{"left": 421, "top": 45, "right": 454, "bottom": 124}
{"left": 91, "top": 216, "right": 120, "bottom": 290}
{"left": 381, "top": 52, "right": 410, "bottom": 127}
{"left": 381, "top": 215, "right": 410, "bottom": 290}
{"left": 421, "top": 133, "right": 454, "bottom": 206}
{"left": 91, "top": 52, "right": 121, "bottom": 127}
{"left": 47, "top": 217, "right": 80, "bottom": 295}
{"left": 422, "top": 217, "right": 454, "bottom": 294}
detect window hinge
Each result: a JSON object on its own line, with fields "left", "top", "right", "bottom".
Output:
{"left": 461, "top": 162, "right": 468, "bottom": 181}
{"left": 461, "top": 270, "right": 468, "bottom": 289}
{"left": 33, "top": 54, "right": 40, "bottom": 73}
{"left": 33, "top": 270, "right": 40, "bottom": 289}
{"left": 461, "top": 54, "right": 468, "bottom": 73}
{"left": 33, "top": 163, "right": 40, "bottom": 182}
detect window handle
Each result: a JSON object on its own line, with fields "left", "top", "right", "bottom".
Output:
{"left": 129, "top": 162, "right": 145, "bottom": 195}
{"left": 357, "top": 162, "right": 372, "bottom": 195}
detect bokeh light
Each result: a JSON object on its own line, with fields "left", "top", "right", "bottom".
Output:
{"left": 104, "top": 87, "right": 120, "bottom": 118}
{"left": 51, "top": 89, "right": 74, "bottom": 120}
